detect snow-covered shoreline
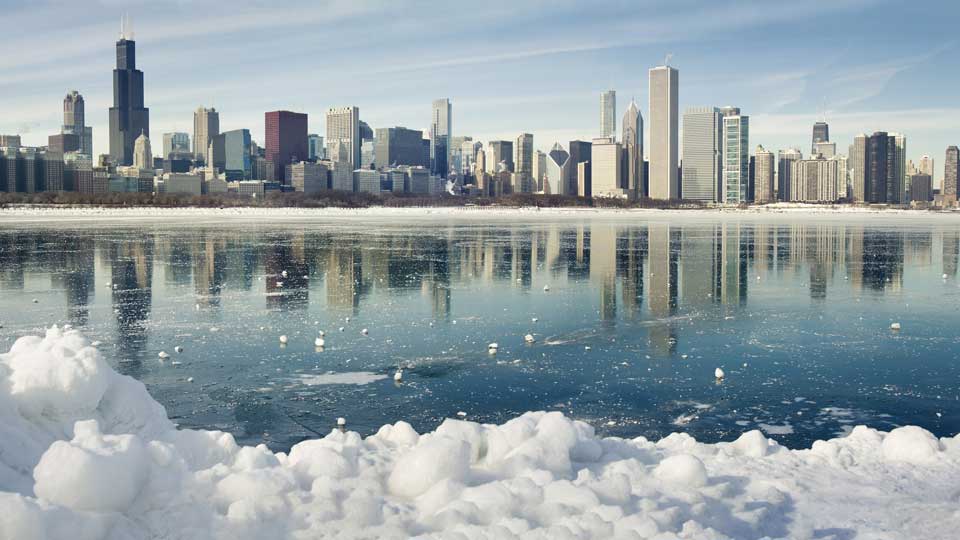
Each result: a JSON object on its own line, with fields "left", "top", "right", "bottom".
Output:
{"left": 1, "top": 327, "right": 958, "bottom": 539}
{"left": 2, "top": 203, "right": 960, "bottom": 225}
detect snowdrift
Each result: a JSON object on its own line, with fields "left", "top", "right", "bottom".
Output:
{"left": 1, "top": 327, "right": 959, "bottom": 539}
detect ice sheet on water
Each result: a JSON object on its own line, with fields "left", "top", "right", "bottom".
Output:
{"left": 1, "top": 327, "right": 960, "bottom": 540}
{"left": 294, "top": 371, "right": 388, "bottom": 386}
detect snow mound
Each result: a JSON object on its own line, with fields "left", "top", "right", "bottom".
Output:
{"left": 1, "top": 327, "right": 959, "bottom": 539}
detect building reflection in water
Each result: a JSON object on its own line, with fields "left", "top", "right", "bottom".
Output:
{"left": 0, "top": 222, "right": 944, "bottom": 360}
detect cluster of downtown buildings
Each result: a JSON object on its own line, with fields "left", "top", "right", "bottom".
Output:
{"left": 1, "top": 31, "right": 958, "bottom": 207}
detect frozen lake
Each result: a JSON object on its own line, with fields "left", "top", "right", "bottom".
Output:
{"left": 2, "top": 214, "right": 958, "bottom": 451}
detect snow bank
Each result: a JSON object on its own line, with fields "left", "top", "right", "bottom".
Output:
{"left": 2, "top": 328, "right": 959, "bottom": 539}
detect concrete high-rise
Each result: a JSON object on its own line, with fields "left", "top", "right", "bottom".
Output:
{"left": 308, "top": 134, "right": 324, "bottom": 160}
{"left": 681, "top": 107, "right": 722, "bottom": 201}
{"left": 63, "top": 91, "right": 92, "bottom": 156}
{"left": 430, "top": 99, "right": 452, "bottom": 178}
{"left": 591, "top": 137, "right": 626, "bottom": 198}
{"left": 812, "top": 121, "right": 829, "bottom": 154}
{"left": 193, "top": 107, "right": 219, "bottom": 161}
{"left": 621, "top": 100, "right": 643, "bottom": 198}
{"left": 722, "top": 110, "right": 749, "bottom": 203}
{"left": 326, "top": 107, "right": 360, "bottom": 168}
{"left": 265, "top": 110, "right": 308, "bottom": 184}
{"left": 600, "top": 90, "right": 616, "bottom": 139}
{"left": 944, "top": 146, "right": 959, "bottom": 201}
{"left": 649, "top": 65, "right": 679, "bottom": 199}
{"left": 754, "top": 145, "right": 775, "bottom": 203}
{"left": 108, "top": 30, "right": 149, "bottom": 165}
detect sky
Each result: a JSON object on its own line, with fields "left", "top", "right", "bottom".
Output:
{"left": 1, "top": 0, "right": 958, "bottom": 181}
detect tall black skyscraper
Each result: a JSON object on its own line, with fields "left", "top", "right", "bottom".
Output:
{"left": 108, "top": 28, "right": 149, "bottom": 166}
{"left": 812, "top": 121, "right": 829, "bottom": 154}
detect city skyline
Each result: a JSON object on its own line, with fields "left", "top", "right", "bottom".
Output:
{"left": 1, "top": 1, "right": 957, "bottom": 181}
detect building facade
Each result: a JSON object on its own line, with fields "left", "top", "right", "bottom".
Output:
{"left": 648, "top": 65, "right": 679, "bottom": 199}
{"left": 722, "top": 111, "right": 749, "bottom": 204}
{"left": 754, "top": 145, "right": 775, "bottom": 203}
{"left": 681, "top": 107, "right": 721, "bottom": 202}
{"left": 621, "top": 100, "right": 643, "bottom": 199}
{"left": 193, "top": 107, "right": 219, "bottom": 161}
{"left": 374, "top": 127, "right": 427, "bottom": 169}
{"left": 327, "top": 107, "right": 360, "bottom": 169}
{"left": 265, "top": 110, "right": 308, "bottom": 184}
{"left": 600, "top": 90, "right": 616, "bottom": 139}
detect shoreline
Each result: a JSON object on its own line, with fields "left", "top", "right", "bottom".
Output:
{"left": 3, "top": 203, "right": 960, "bottom": 224}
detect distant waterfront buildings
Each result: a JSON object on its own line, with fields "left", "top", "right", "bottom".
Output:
{"left": 568, "top": 140, "right": 592, "bottom": 197}
{"left": 308, "top": 134, "right": 324, "bottom": 160}
{"left": 600, "top": 90, "right": 616, "bottom": 140}
{"left": 649, "top": 65, "right": 679, "bottom": 200}
{"left": 213, "top": 129, "right": 253, "bottom": 180}
{"left": 265, "top": 110, "right": 308, "bottom": 184}
{"left": 545, "top": 143, "right": 569, "bottom": 195}
{"left": 777, "top": 148, "right": 802, "bottom": 201}
{"left": 133, "top": 133, "right": 152, "bottom": 171}
{"left": 487, "top": 140, "right": 514, "bottom": 173}
{"left": 591, "top": 137, "right": 626, "bottom": 198}
{"left": 374, "top": 127, "right": 427, "bottom": 169}
{"left": 108, "top": 31, "right": 149, "bottom": 165}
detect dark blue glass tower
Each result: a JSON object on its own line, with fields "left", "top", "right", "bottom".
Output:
{"left": 108, "top": 37, "right": 149, "bottom": 165}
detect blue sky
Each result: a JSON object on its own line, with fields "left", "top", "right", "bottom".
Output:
{"left": 1, "top": 0, "right": 957, "bottom": 181}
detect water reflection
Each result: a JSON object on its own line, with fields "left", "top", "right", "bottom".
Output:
{"left": 0, "top": 222, "right": 945, "bottom": 342}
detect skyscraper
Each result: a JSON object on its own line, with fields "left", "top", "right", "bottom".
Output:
{"left": 374, "top": 127, "right": 427, "bottom": 169}
{"left": 162, "top": 132, "right": 190, "bottom": 160}
{"left": 515, "top": 133, "right": 534, "bottom": 175}
{"left": 600, "top": 90, "right": 616, "bottom": 139}
{"left": 63, "top": 91, "right": 92, "bottom": 156}
{"left": 326, "top": 106, "right": 360, "bottom": 168}
{"left": 722, "top": 109, "right": 749, "bottom": 204}
{"left": 754, "top": 145, "right": 775, "bottom": 203}
{"left": 944, "top": 146, "right": 959, "bottom": 202}
{"left": 777, "top": 148, "right": 802, "bottom": 201}
{"left": 851, "top": 134, "right": 868, "bottom": 202}
{"left": 308, "top": 134, "right": 324, "bottom": 160}
{"left": 649, "top": 65, "right": 679, "bottom": 199}
{"left": 568, "top": 140, "right": 592, "bottom": 196}
{"left": 545, "top": 143, "right": 569, "bottom": 195}
{"left": 889, "top": 133, "right": 906, "bottom": 204}
{"left": 681, "top": 107, "right": 722, "bottom": 201}
{"left": 866, "top": 132, "right": 889, "bottom": 203}
{"left": 213, "top": 129, "right": 252, "bottom": 180}
{"left": 431, "top": 99, "right": 452, "bottom": 178}
{"left": 265, "top": 110, "right": 308, "bottom": 184}
{"left": 193, "top": 107, "right": 219, "bottom": 161}
{"left": 487, "top": 140, "right": 514, "bottom": 173}
{"left": 133, "top": 133, "right": 151, "bottom": 170}
{"left": 812, "top": 121, "right": 829, "bottom": 154}
{"left": 591, "top": 137, "right": 625, "bottom": 198}
{"left": 108, "top": 28, "right": 149, "bottom": 166}
{"left": 621, "top": 100, "right": 643, "bottom": 199}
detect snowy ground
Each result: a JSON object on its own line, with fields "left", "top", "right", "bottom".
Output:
{"left": 3, "top": 203, "right": 960, "bottom": 225}
{"left": 1, "top": 327, "right": 959, "bottom": 539}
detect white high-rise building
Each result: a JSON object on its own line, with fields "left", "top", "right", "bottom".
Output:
{"left": 133, "top": 132, "right": 152, "bottom": 171}
{"left": 591, "top": 137, "right": 627, "bottom": 198}
{"left": 532, "top": 150, "right": 547, "bottom": 192}
{"left": 600, "top": 90, "right": 616, "bottom": 139}
{"left": 722, "top": 109, "right": 749, "bottom": 204}
{"left": 193, "top": 107, "right": 219, "bottom": 161}
{"left": 649, "top": 65, "right": 679, "bottom": 200}
{"left": 545, "top": 143, "right": 569, "bottom": 195}
{"left": 850, "top": 134, "right": 868, "bottom": 202}
{"left": 326, "top": 107, "right": 360, "bottom": 168}
{"left": 681, "top": 107, "right": 722, "bottom": 201}
{"left": 621, "top": 100, "right": 643, "bottom": 198}
{"left": 918, "top": 154, "right": 936, "bottom": 190}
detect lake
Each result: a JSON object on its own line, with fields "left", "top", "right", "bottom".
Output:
{"left": 1, "top": 212, "right": 958, "bottom": 451}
